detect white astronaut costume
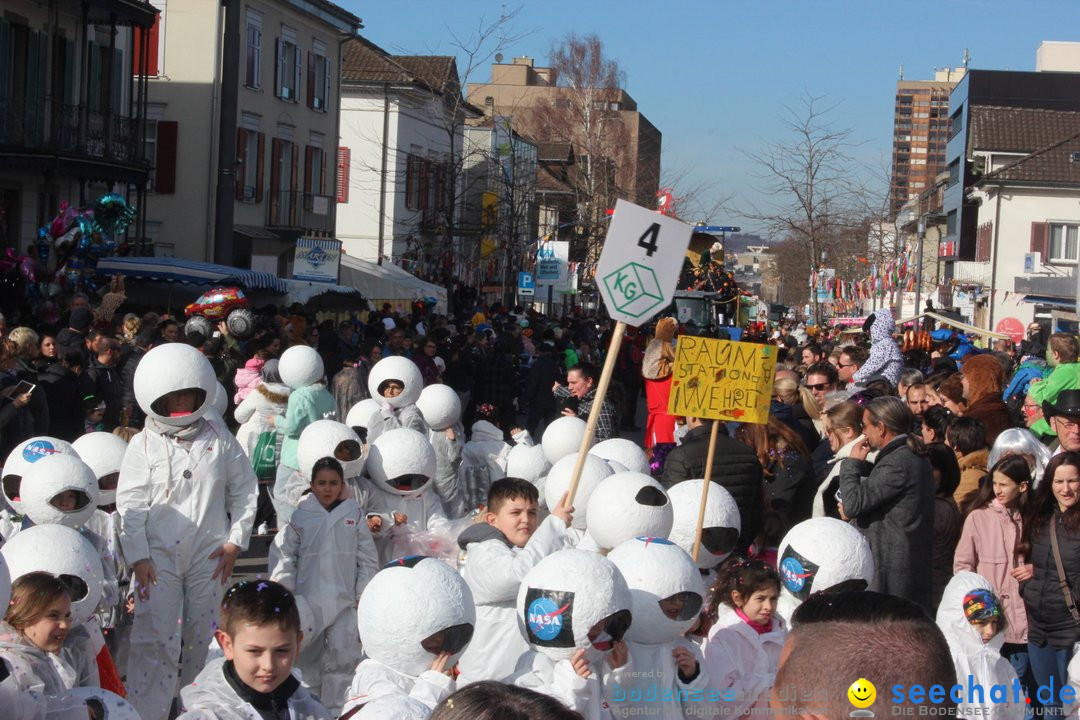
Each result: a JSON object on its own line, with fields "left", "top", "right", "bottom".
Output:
{"left": 177, "top": 656, "right": 331, "bottom": 720}
{"left": 607, "top": 537, "right": 711, "bottom": 719}
{"left": 288, "top": 419, "right": 366, "bottom": 511}
{"left": 506, "top": 444, "right": 551, "bottom": 488}
{"left": 457, "top": 422, "right": 534, "bottom": 510}
{"left": 586, "top": 472, "right": 674, "bottom": 552}
{"left": 345, "top": 399, "right": 380, "bottom": 443}
{"left": 366, "top": 357, "right": 427, "bottom": 440}
{"left": 510, "top": 548, "right": 633, "bottom": 720}
{"left": 936, "top": 572, "right": 1024, "bottom": 720}
{"left": 343, "top": 556, "right": 476, "bottom": 715}
{"left": 667, "top": 480, "right": 741, "bottom": 570}
{"left": 0, "top": 436, "right": 78, "bottom": 540}
{"left": 589, "top": 439, "right": 651, "bottom": 475}
{"left": 541, "top": 416, "right": 590, "bottom": 465}
{"left": 116, "top": 343, "right": 259, "bottom": 720}
{"left": 543, "top": 453, "right": 613, "bottom": 549}
{"left": 774, "top": 517, "right": 874, "bottom": 623}
{"left": 415, "top": 384, "right": 467, "bottom": 518}
{"left": 350, "top": 693, "right": 429, "bottom": 720}
{"left": 269, "top": 421, "right": 377, "bottom": 715}
{"left": 362, "top": 428, "right": 448, "bottom": 565}
{"left": 702, "top": 595, "right": 787, "bottom": 716}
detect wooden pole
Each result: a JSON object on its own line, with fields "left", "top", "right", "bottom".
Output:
{"left": 564, "top": 320, "right": 626, "bottom": 506}
{"left": 691, "top": 419, "right": 721, "bottom": 563}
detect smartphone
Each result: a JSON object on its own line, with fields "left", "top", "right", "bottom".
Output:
{"left": 11, "top": 380, "right": 34, "bottom": 397}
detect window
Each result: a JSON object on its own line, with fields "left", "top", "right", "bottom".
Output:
{"left": 245, "top": 9, "right": 262, "bottom": 89}
{"left": 308, "top": 40, "right": 329, "bottom": 111}
{"left": 1049, "top": 223, "right": 1080, "bottom": 263}
{"left": 947, "top": 159, "right": 960, "bottom": 187}
{"left": 275, "top": 27, "right": 301, "bottom": 101}
{"left": 949, "top": 108, "right": 963, "bottom": 139}
{"left": 143, "top": 119, "right": 157, "bottom": 191}
{"left": 305, "top": 145, "right": 325, "bottom": 194}
{"left": 240, "top": 130, "right": 259, "bottom": 200}
{"left": 270, "top": 138, "right": 296, "bottom": 225}
{"left": 946, "top": 210, "right": 957, "bottom": 236}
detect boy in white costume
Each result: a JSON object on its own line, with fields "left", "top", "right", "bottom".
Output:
{"left": 774, "top": 517, "right": 875, "bottom": 623}
{"left": 542, "top": 452, "right": 613, "bottom": 550}
{"left": 585, "top": 472, "right": 673, "bottom": 552}
{"left": 116, "top": 342, "right": 258, "bottom": 720}
{"left": 0, "top": 435, "right": 78, "bottom": 540}
{"left": 341, "top": 556, "right": 475, "bottom": 716}
{"left": 270, "top": 456, "right": 378, "bottom": 716}
{"left": 456, "top": 478, "right": 571, "bottom": 685}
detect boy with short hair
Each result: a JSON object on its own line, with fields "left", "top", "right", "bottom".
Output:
{"left": 177, "top": 579, "right": 332, "bottom": 720}
{"left": 455, "top": 478, "right": 572, "bottom": 685}
{"left": 1030, "top": 332, "right": 1080, "bottom": 437}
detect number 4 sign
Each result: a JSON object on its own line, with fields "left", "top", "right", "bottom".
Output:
{"left": 596, "top": 199, "right": 694, "bottom": 327}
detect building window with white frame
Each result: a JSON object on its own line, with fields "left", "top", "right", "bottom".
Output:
{"left": 245, "top": 9, "right": 262, "bottom": 89}
{"left": 309, "top": 39, "right": 329, "bottom": 111}
{"left": 1049, "top": 223, "right": 1080, "bottom": 264}
{"left": 276, "top": 25, "right": 300, "bottom": 101}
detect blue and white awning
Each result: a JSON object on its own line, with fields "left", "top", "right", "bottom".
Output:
{"left": 96, "top": 256, "right": 288, "bottom": 293}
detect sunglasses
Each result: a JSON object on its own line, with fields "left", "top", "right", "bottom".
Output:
{"left": 805, "top": 382, "right": 834, "bottom": 392}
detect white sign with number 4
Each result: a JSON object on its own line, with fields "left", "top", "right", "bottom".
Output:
{"left": 595, "top": 199, "right": 693, "bottom": 327}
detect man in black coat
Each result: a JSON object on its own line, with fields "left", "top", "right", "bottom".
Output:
{"left": 83, "top": 337, "right": 123, "bottom": 431}
{"left": 524, "top": 341, "right": 563, "bottom": 437}
{"left": 39, "top": 350, "right": 90, "bottom": 441}
{"left": 661, "top": 416, "right": 764, "bottom": 554}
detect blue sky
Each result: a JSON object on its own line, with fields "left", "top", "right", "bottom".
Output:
{"left": 342, "top": 0, "right": 1080, "bottom": 237}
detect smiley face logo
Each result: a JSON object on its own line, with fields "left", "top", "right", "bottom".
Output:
{"left": 848, "top": 678, "right": 876, "bottom": 709}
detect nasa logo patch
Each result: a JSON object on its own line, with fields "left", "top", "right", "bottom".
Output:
{"left": 523, "top": 588, "right": 575, "bottom": 648}
{"left": 22, "top": 440, "right": 58, "bottom": 463}
{"left": 779, "top": 546, "right": 820, "bottom": 601}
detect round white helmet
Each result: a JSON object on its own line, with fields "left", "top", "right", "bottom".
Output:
{"left": 134, "top": 343, "right": 216, "bottom": 427}
{"left": 608, "top": 536, "right": 705, "bottom": 645}
{"left": 210, "top": 382, "right": 228, "bottom": 418}
{"left": 543, "top": 453, "right": 613, "bottom": 530}
{"left": 2, "top": 436, "right": 78, "bottom": 512}
{"left": 297, "top": 420, "right": 365, "bottom": 480}
{"left": 1, "top": 524, "right": 104, "bottom": 626}
{"left": 589, "top": 438, "right": 650, "bottom": 474}
{"left": 358, "top": 556, "right": 476, "bottom": 677}
{"left": 667, "top": 479, "right": 741, "bottom": 569}
{"left": 64, "top": 688, "right": 141, "bottom": 720}
{"left": 21, "top": 454, "right": 100, "bottom": 528}
{"left": 346, "top": 398, "right": 381, "bottom": 436}
{"left": 777, "top": 517, "right": 874, "bottom": 604}
{"left": 506, "top": 444, "right": 550, "bottom": 485}
{"left": 367, "top": 357, "right": 423, "bottom": 409}
{"left": 516, "top": 548, "right": 633, "bottom": 663}
{"left": 415, "top": 384, "right": 461, "bottom": 431}
{"left": 72, "top": 432, "right": 129, "bottom": 507}
{"left": 586, "top": 472, "right": 673, "bottom": 551}
{"left": 541, "top": 416, "right": 589, "bottom": 465}
{"left": 367, "top": 428, "right": 436, "bottom": 495}
{"left": 279, "top": 345, "right": 325, "bottom": 390}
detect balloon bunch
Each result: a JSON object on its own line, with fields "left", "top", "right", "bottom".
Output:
{"left": 35, "top": 195, "right": 135, "bottom": 293}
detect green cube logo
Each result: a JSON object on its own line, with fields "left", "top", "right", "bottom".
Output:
{"left": 602, "top": 262, "right": 663, "bottom": 319}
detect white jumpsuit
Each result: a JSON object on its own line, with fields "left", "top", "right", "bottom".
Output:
{"left": 342, "top": 659, "right": 454, "bottom": 715}
{"left": 177, "top": 656, "right": 332, "bottom": 720}
{"left": 701, "top": 605, "right": 788, "bottom": 715}
{"left": 269, "top": 493, "right": 378, "bottom": 715}
{"left": 608, "top": 639, "right": 713, "bottom": 719}
{"left": 511, "top": 651, "right": 618, "bottom": 720}
{"left": 359, "top": 478, "right": 448, "bottom": 566}
{"left": 117, "top": 419, "right": 258, "bottom": 720}
{"left": 0, "top": 622, "right": 87, "bottom": 720}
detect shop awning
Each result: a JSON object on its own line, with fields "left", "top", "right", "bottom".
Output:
{"left": 338, "top": 255, "right": 447, "bottom": 313}
{"left": 894, "top": 311, "right": 1011, "bottom": 340}
{"left": 286, "top": 279, "right": 366, "bottom": 306}
{"left": 97, "top": 256, "right": 289, "bottom": 293}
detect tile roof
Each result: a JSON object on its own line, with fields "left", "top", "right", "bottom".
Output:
{"left": 341, "top": 38, "right": 459, "bottom": 97}
{"left": 969, "top": 106, "right": 1080, "bottom": 153}
{"left": 981, "top": 128, "right": 1080, "bottom": 185}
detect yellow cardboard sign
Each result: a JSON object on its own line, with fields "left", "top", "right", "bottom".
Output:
{"left": 667, "top": 336, "right": 776, "bottom": 424}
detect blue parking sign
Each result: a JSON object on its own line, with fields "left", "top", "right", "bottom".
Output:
{"left": 518, "top": 272, "right": 535, "bottom": 296}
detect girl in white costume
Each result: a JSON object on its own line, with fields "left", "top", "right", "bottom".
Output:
{"left": 366, "top": 356, "right": 428, "bottom": 440}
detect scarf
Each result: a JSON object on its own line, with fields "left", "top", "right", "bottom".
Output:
{"left": 735, "top": 607, "right": 773, "bottom": 635}
{"left": 146, "top": 416, "right": 206, "bottom": 442}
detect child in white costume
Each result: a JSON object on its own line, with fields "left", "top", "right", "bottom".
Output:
{"left": 117, "top": 342, "right": 258, "bottom": 720}
{"left": 415, "top": 384, "right": 467, "bottom": 518}
{"left": 585, "top": 473, "right": 673, "bottom": 552}
{"left": 456, "top": 478, "right": 571, "bottom": 685}
{"left": 542, "top": 452, "right": 613, "bottom": 549}
{"left": 666, "top": 479, "right": 742, "bottom": 598}
{"left": 0, "top": 436, "right": 79, "bottom": 541}
{"left": 510, "top": 548, "right": 633, "bottom": 720}
{"left": 342, "top": 556, "right": 475, "bottom": 716}
{"left": 366, "top": 356, "right": 428, "bottom": 440}
{"left": 270, "top": 456, "right": 378, "bottom": 716}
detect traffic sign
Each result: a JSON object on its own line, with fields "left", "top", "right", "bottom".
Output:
{"left": 596, "top": 199, "right": 693, "bottom": 327}
{"left": 518, "top": 271, "right": 535, "bottom": 296}
{"left": 693, "top": 225, "right": 741, "bottom": 233}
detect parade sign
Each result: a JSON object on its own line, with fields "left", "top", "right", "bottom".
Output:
{"left": 668, "top": 336, "right": 776, "bottom": 424}
{"left": 596, "top": 199, "right": 693, "bottom": 327}
{"left": 293, "top": 236, "right": 342, "bottom": 283}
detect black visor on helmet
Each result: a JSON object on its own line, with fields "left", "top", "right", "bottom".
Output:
{"left": 350, "top": 426, "right": 368, "bottom": 445}
{"left": 390, "top": 473, "right": 427, "bottom": 491}
{"left": 634, "top": 485, "right": 668, "bottom": 507}
{"left": 335, "top": 439, "right": 362, "bottom": 462}
{"left": 2, "top": 474, "right": 20, "bottom": 502}
{"left": 149, "top": 388, "right": 208, "bottom": 417}
{"left": 49, "top": 489, "right": 92, "bottom": 512}
{"left": 421, "top": 623, "right": 474, "bottom": 656}
{"left": 659, "top": 591, "right": 703, "bottom": 621}
{"left": 701, "top": 526, "right": 740, "bottom": 557}
{"left": 598, "top": 609, "right": 632, "bottom": 646}
{"left": 57, "top": 574, "right": 89, "bottom": 602}
{"left": 99, "top": 472, "right": 120, "bottom": 491}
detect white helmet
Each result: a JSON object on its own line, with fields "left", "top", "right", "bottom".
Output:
{"left": 134, "top": 343, "right": 216, "bottom": 427}
{"left": 279, "top": 345, "right": 325, "bottom": 389}
{"left": 415, "top": 384, "right": 461, "bottom": 431}
{"left": 586, "top": 472, "right": 673, "bottom": 551}
{"left": 72, "top": 432, "right": 129, "bottom": 507}
{"left": 367, "top": 356, "right": 423, "bottom": 409}
{"left": 297, "top": 420, "right": 365, "bottom": 480}
{"left": 64, "top": 688, "right": 141, "bottom": 720}
{"left": 541, "top": 416, "right": 589, "bottom": 465}
{"left": 506, "top": 444, "right": 550, "bottom": 485}
{"left": 543, "top": 453, "right": 613, "bottom": 530}
{"left": 21, "top": 454, "right": 100, "bottom": 528}
{"left": 667, "top": 479, "right": 741, "bottom": 569}
{"left": 589, "top": 438, "right": 650, "bottom": 474}
{"left": 210, "top": 381, "right": 228, "bottom": 418}
{"left": 777, "top": 517, "right": 874, "bottom": 603}
{"left": 516, "top": 549, "right": 632, "bottom": 664}
{"left": 1, "top": 524, "right": 104, "bottom": 626}
{"left": 358, "top": 556, "right": 475, "bottom": 677}
{"left": 346, "top": 398, "right": 381, "bottom": 439}
{"left": 608, "top": 536, "right": 705, "bottom": 645}
{"left": 367, "top": 428, "right": 436, "bottom": 495}
{"left": 2, "top": 436, "right": 78, "bottom": 512}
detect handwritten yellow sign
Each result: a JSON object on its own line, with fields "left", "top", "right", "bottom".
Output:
{"left": 667, "top": 336, "right": 776, "bottom": 423}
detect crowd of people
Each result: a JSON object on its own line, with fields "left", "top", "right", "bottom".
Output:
{"left": 3, "top": 285, "right": 1080, "bottom": 719}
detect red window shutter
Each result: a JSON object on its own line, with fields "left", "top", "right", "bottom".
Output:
{"left": 304, "top": 145, "right": 313, "bottom": 194}
{"left": 235, "top": 128, "right": 247, "bottom": 201}
{"left": 1031, "top": 222, "right": 1049, "bottom": 257}
{"left": 155, "top": 120, "right": 178, "bottom": 194}
{"left": 134, "top": 15, "right": 159, "bottom": 76}
{"left": 336, "top": 147, "right": 350, "bottom": 203}
{"left": 255, "top": 132, "right": 265, "bottom": 202}
{"left": 306, "top": 52, "right": 315, "bottom": 109}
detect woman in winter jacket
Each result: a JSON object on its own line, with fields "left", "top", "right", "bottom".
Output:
{"left": 947, "top": 416, "right": 990, "bottom": 508}
{"left": 961, "top": 353, "right": 1014, "bottom": 447}
{"left": 812, "top": 401, "right": 864, "bottom": 519}
{"left": 736, "top": 417, "right": 814, "bottom": 528}
{"left": 926, "top": 443, "right": 962, "bottom": 611}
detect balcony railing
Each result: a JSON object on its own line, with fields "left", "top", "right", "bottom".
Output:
{"left": 268, "top": 191, "right": 334, "bottom": 231}
{"left": 0, "top": 99, "right": 143, "bottom": 164}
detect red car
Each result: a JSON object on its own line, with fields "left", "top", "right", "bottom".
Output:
{"left": 184, "top": 287, "right": 255, "bottom": 339}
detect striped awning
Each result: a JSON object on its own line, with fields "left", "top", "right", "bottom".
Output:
{"left": 96, "top": 256, "right": 288, "bottom": 293}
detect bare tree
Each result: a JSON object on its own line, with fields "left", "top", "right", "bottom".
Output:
{"left": 659, "top": 158, "right": 733, "bottom": 225}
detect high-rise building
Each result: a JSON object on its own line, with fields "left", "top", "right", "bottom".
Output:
{"left": 889, "top": 68, "right": 965, "bottom": 219}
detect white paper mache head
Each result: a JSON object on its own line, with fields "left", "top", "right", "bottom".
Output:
{"left": 1, "top": 523, "right": 104, "bottom": 626}
{"left": 516, "top": 548, "right": 633, "bottom": 663}
{"left": 2, "top": 436, "right": 78, "bottom": 513}
{"left": 586, "top": 472, "right": 673, "bottom": 551}
{"left": 72, "top": 432, "right": 129, "bottom": 507}
{"left": 346, "top": 398, "right": 381, "bottom": 438}
{"left": 667, "top": 479, "right": 741, "bottom": 569}
{"left": 134, "top": 343, "right": 217, "bottom": 427}
{"left": 589, "top": 438, "right": 650, "bottom": 474}
{"left": 279, "top": 345, "right": 325, "bottom": 390}
{"left": 506, "top": 444, "right": 550, "bottom": 485}
{"left": 367, "top": 356, "right": 422, "bottom": 409}
{"left": 607, "top": 536, "right": 705, "bottom": 645}
{"left": 366, "top": 428, "right": 436, "bottom": 495}
{"left": 210, "top": 382, "right": 228, "bottom": 418}
{"left": 543, "top": 453, "right": 613, "bottom": 530}
{"left": 297, "top": 420, "right": 365, "bottom": 480}
{"left": 541, "top": 416, "right": 590, "bottom": 465}
{"left": 416, "top": 384, "right": 462, "bottom": 431}
{"left": 358, "top": 556, "right": 476, "bottom": 677}
{"left": 21, "top": 454, "right": 100, "bottom": 528}
{"left": 776, "top": 517, "right": 874, "bottom": 604}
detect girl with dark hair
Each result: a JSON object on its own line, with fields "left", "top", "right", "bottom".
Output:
{"left": 925, "top": 442, "right": 961, "bottom": 611}
{"left": 736, "top": 417, "right": 814, "bottom": 528}
{"left": 1019, "top": 452, "right": 1080, "bottom": 711}
{"left": 430, "top": 681, "right": 585, "bottom": 720}
{"left": 920, "top": 405, "right": 954, "bottom": 445}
